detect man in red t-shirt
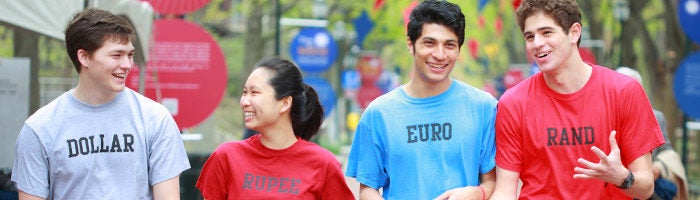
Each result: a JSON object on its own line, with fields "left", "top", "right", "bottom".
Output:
{"left": 491, "top": 0, "right": 665, "bottom": 199}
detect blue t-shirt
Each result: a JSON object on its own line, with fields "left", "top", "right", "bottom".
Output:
{"left": 345, "top": 80, "right": 497, "bottom": 199}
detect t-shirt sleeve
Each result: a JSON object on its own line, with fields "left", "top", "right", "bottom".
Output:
{"left": 11, "top": 124, "right": 50, "bottom": 198}
{"left": 196, "top": 150, "right": 229, "bottom": 200}
{"left": 616, "top": 82, "right": 665, "bottom": 165}
{"left": 148, "top": 113, "right": 191, "bottom": 185}
{"left": 321, "top": 156, "right": 355, "bottom": 200}
{"left": 495, "top": 100, "right": 523, "bottom": 172}
{"left": 480, "top": 102, "right": 498, "bottom": 174}
{"left": 344, "top": 109, "right": 388, "bottom": 189}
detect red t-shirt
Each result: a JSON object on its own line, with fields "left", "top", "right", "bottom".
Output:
{"left": 196, "top": 134, "right": 354, "bottom": 200}
{"left": 495, "top": 65, "right": 664, "bottom": 199}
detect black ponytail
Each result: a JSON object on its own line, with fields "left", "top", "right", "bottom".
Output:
{"left": 253, "top": 57, "right": 324, "bottom": 140}
{"left": 293, "top": 84, "right": 324, "bottom": 140}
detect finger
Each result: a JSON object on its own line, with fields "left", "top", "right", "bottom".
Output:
{"left": 573, "top": 173, "right": 593, "bottom": 179}
{"left": 589, "top": 146, "right": 608, "bottom": 161}
{"left": 609, "top": 130, "right": 619, "bottom": 152}
{"left": 577, "top": 157, "right": 597, "bottom": 169}
{"left": 573, "top": 166, "right": 597, "bottom": 175}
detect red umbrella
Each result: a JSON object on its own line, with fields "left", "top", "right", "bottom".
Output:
{"left": 141, "top": 0, "right": 211, "bottom": 15}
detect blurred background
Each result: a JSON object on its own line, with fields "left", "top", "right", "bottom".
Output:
{"left": 1, "top": 0, "right": 699, "bottom": 199}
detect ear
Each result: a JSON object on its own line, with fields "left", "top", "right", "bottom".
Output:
{"left": 77, "top": 49, "right": 90, "bottom": 68}
{"left": 279, "top": 96, "right": 293, "bottom": 114}
{"left": 569, "top": 22, "right": 582, "bottom": 45}
{"left": 407, "top": 37, "right": 415, "bottom": 55}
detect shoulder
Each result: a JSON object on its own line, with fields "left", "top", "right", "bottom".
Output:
{"left": 499, "top": 73, "right": 539, "bottom": 105}
{"left": 452, "top": 80, "right": 497, "bottom": 104}
{"left": 209, "top": 140, "right": 247, "bottom": 158}
{"left": 122, "top": 88, "right": 172, "bottom": 117}
{"left": 592, "top": 65, "right": 643, "bottom": 95}
{"left": 26, "top": 91, "right": 70, "bottom": 125}
{"left": 297, "top": 140, "right": 339, "bottom": 164}
{"left": 365, "top": 87, "right": 402, "bottom": 107}
{"left": 594, "top": 65, "right": 637, "bottom": 87}
{"left": 360, "top": 87, "right": 404, "bottom": 116}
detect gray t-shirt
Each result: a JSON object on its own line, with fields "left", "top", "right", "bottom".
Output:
{"left": 12, "top": 88, "right": 191, "bottom": 199}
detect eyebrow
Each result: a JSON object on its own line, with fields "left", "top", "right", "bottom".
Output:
{"left": 109, "top": 49, "right": 135, "bottom": 54}
{"left": 421, "top": 36, "right": 458, "bottom": 43}
{"left": 525, "top": 26, "right": 556, "bottom": 35}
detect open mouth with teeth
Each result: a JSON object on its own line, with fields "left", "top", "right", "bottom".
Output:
{"left": 428, "top": 63, "right": 447, "bottom": 69}
{"left": 536, "top": 52, "right": 550, "bottom": 58}
{"left": 113, "top": 73, "right": 126, "bottom": 79}
{"left": 244, "top": 111, "right": 255, "bottom": 119}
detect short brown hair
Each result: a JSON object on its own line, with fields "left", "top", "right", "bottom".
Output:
{"left": 515, "top": 0, "right": 582, "bottom": 45}
{"left": 65, "top": 8, "right": 135, "bottom": 73}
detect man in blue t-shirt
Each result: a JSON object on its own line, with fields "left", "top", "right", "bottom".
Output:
{"left": 345, "top": 1, "right": 497, "bottom": 199}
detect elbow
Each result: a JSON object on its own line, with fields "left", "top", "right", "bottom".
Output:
{"left": 637, "top": 190, "right": 654, "bottom": 200}
{"left": 640, "top": 184, "right": 654, "bottom": 199}
{"left": 633, "top": 180, "right": 655, "bottom": 199}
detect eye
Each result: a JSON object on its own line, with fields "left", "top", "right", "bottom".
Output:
{"left": 543, "top": 31, "right": 553, "bottom": 36}
{"left": 445, "top": 42, "right": 458, "bottom": 49}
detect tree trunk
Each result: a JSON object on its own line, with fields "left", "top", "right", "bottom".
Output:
{"left": 13, "top": 28, "right": 39, "bottom": 115}
{"left": 578, "top": 0, "right": 604, "bottom": 63}
{"left": 659, "top": 0, "right": 690, "bottom": 147}
{"left": 244, "top": 0, "right": 268, "bottom": 76}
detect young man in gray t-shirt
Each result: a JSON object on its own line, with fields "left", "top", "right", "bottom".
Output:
{"left": 12, "top": 8, "right": 190, "bottom": 199}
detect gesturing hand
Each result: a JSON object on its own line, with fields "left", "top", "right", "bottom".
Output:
{"left": 573, "top": 130, "right": 629, "bottom": 185}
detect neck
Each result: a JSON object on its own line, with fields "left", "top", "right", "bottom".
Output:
{"left": 73, "top": 80, "right": 119, "bottom": 105}
{"left": 403, "top": 78, "right": 451, "bottom": 98}
{"left": 543, "top": 61, "right": 592, "bottom": 94}
{"left": 259, "top": 125, "right": 298, "bottom": 150}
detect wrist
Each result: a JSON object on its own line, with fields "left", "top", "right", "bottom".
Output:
{"left": 477, "top": 185, "right": 485, "bottom": 200}
{"left": 616, "top": 170, "right": 635, "bottom": 189}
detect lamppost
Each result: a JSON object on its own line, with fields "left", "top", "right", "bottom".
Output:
{"left": 274, "top": 0, "right": 328, "bottom": 56}
{"left": 275, "top": 0, "right": 281, "bottom": 56}
{"left": 613, "top": 0, "right": 629, "bottom": 67}
{"left": 312, "top": 0, "right": 328, "bottom": 19}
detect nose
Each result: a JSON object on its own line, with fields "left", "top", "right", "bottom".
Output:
{"left": 432, "top": 45, "right": 447, "bottom": 60}
{"left": 532, "top": 35, "right": 545, "bottom": 48}
{"left": 240, "top": 95, "right": 250, "bottom": 107}
{"left": 121, "top": 56, "right": 134, "bottom": 70}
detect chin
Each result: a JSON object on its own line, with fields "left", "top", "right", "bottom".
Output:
{"left": 111, "top": 85, "right": 127, "bottom": 92}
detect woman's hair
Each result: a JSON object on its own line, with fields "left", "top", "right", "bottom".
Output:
{"left": 253, "top": 57, "right": 324, "bottom": 140}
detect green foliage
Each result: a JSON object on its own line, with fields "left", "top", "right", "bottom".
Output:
{"left": 37, "top": 37, "right": 72, "bottom": 77}
{"left": 0, "top": 26, "right": 13, "bottom": 57}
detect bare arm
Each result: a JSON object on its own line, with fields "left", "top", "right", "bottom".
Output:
{"left": 433, "top": 169, "right": 496, "bottom": 200}
{"left": 18, "top": 190, "right": 45, "bottom": 200}
{"left": 359, "top": 184, "right": 383, "bottom": 200}
{"left": 153, "top": 175, "right": 181, "bottom": 200}
{"left": 480, "top": 169, "right": 496, "bottom": 199}
{"left": 574, "top": 131, "right": 654, "bottom": 199}
{"left": 490, "top": 167, "right": 519, "bottom": 200}
{"left": 621, "top": 153, "right": 654, "bottom": 198}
